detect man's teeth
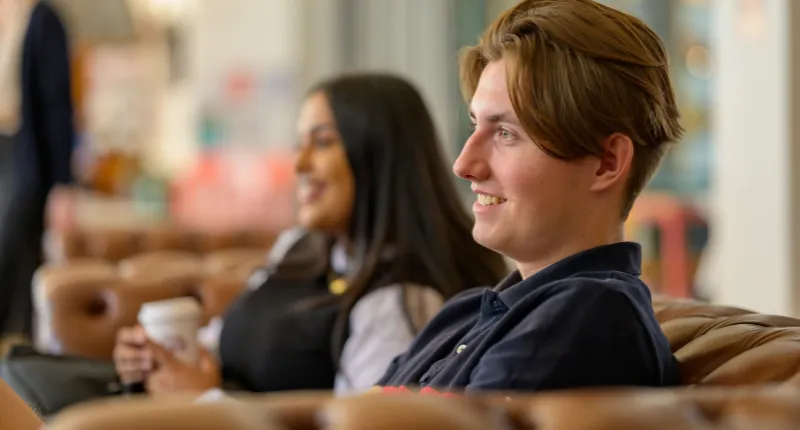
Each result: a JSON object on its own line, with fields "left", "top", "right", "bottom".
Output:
{"left": 477, "top": 194, "right": 507, "bottom": 206}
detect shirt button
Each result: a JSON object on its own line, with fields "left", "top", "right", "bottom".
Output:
{"left": 456, "top": 344, "right": 467, "bottom": 354}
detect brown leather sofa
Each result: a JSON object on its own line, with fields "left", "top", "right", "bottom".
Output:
{"left": 0, "top": 379, "right": 41, "bottom": 430}
{"left": 652, "top": 296, "right": 800, "bottom": 385}
{"left": 33, "top": 249, "right": 267, "bottom": 359}
{"left": 43, "top": 227, "right": 276, "bottom": 262}
{"left": 32, "top": 295, "right": 800, "bottom": 428}
{"left": 45, "top": 386, "right": 800, "bottom": 429}
{"left": 36, "top": 259, "right": 800, "bottom": 383}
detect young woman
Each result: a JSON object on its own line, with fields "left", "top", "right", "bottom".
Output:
{"left": 113, "top": 74, "right": 509, "bottom": 396}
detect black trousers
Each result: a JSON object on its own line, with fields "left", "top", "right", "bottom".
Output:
{"left": 0, "top": 134, "right": 46, "bottom": 338}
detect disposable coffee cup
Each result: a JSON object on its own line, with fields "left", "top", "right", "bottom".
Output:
{"left": 138, "top": 297, "right": 202, "bottom": 365}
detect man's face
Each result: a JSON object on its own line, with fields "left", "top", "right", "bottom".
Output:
{"left": 453, "top": 59, "right": 600, "bottom": 268}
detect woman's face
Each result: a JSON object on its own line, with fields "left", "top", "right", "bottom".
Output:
{"left": 0, "top": 0, "right": 14, "bottom": 29}
{"left": 294, "top": 92, "right": 355, "bottom": 235}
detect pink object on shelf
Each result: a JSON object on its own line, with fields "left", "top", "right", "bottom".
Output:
{"left": 170, "top": 149, "right": 296, "bottom": 233}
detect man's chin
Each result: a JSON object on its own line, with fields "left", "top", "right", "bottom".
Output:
{"left": 472, "top": 225, "right": 503, "bottom": 253}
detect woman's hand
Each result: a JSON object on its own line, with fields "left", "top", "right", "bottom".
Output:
{"left": 113, "top": 326, "right": 152, "bottom": 385}
{"left": 366, "top": 386, "right": 384, "bottom": 395}
{"left": 145, "top": 341, "right": 222, "bottom": 395}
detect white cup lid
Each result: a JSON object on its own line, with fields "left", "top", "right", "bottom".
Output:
{"left": 138, "top": 297, "right": 202, "bottom": 325}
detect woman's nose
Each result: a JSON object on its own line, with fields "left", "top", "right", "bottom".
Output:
{"left": 295, "top": 145, "right": 312, "bottom": 173}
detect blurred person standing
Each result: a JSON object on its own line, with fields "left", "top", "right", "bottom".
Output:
{"left": 0, "top": 0, "right": 76, "bottom": 339}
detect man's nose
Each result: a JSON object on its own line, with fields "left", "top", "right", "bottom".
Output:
{"left": 453, "top": 133, "right": 489, "bottom": 181}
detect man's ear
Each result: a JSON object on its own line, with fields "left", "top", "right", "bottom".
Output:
{"left": 590, "top": 133, "right": 634, "bottom": 192}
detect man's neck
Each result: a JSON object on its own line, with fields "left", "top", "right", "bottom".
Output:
{"left": 516, "top": 225, "right": 624, "bottom": 280}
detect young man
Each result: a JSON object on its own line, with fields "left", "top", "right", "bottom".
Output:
{"left": 377, "top": 0, "right": 683, "bottom": 393}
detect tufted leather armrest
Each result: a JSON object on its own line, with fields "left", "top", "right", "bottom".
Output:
{"left": 0, "top": 378, "right": 42, "bottom": 430}
{"left": 652, "top": 295, "right": 800, "bottom": 386}
{"left": 45, "top": 227, "right": 276, "bottom": 263}
{"left": 45, "top": 387, "right": 800, "bottom": 430}
{"left": 48, "top": 396, "right": 278, "bottom": 430}
{"left": 34, "top": 249, "right": 266, "bottom": 359}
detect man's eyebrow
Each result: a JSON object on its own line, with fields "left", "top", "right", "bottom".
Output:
{"left": 468, "top": 110, "right": 520, "bottom": 125}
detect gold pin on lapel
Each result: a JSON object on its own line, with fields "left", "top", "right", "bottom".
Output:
{"left": 329, "top": 278, "right": 348, "bottom": 295}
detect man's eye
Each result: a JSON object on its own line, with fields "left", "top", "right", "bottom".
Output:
{"left": 497, "top": 128, "right": 514, "bottom": 139}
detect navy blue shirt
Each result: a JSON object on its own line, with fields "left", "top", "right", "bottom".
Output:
{"left": 377, "top": 242, "right": 679, "bottom": 393}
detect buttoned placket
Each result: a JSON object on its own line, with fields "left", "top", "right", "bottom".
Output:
{"left": 418, "top": 290, "right": 509, "bottom": 386}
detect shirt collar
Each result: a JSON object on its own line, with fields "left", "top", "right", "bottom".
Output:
{"left": 330, "top": 241, "right": 349, "bottom": 275}
{"left": 330, "top": 240, "right": 398, "bottom": 276}
{"left": 497, "top": 241, "right": 642, "bottom": 307}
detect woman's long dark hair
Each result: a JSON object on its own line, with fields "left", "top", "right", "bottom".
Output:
{"left": 310, "top": 74, "right": 509, "bottom": 360}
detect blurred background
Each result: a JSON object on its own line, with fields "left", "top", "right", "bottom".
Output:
{"left": 34, "top": 0, "right": 799, "bottom": 316}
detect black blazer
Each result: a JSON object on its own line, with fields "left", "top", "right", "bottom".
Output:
{"left": 16, "top": 0, "right": 75, "bottom": 192}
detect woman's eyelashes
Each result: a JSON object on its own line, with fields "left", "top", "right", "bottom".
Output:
{"left": 314, "top": 137, "right": 335, "bottom": 148}
{"left": 294, "top": 137, "right": 335, "bottom": 154}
